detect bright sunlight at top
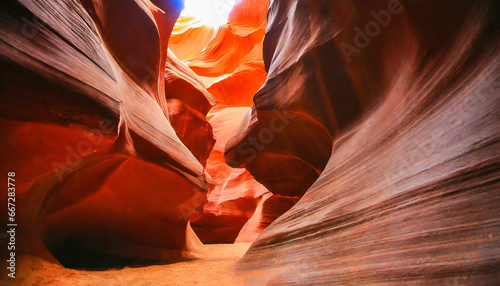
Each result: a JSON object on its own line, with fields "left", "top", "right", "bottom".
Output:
{"left": 181, "top": 0, "right": 237, "bottom": 27}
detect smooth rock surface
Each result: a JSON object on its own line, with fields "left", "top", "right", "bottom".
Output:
{"left": 237, "top": 0, "right": 500, "bottom": 284}
{"left": 0, "top": 0, "right": 213, "bottom": 268}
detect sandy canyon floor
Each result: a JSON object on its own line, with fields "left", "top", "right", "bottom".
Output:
{"left": 2, "top": 244, "right": 251, "bottom": 286}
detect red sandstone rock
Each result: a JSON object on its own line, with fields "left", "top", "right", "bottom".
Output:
{"left": 228, "top": 0, "right": 270, "bottom": 35}
{"left": 0, "top": 0, "right": 212, "bottom": 267}
{"left": 0, "top": 118, "right": 115, "bottom": 195}
{"left": 237, "top": 0, "right": 500, "bottom": 284}
{"left": 166, "top": 5, "right": 277, "bottom": 242}
{"left": 208, "top": 43, "right": 267, "bottom": 107}
{"left": 165, "top": 51, "right": 216, "bottom": 166}
{"left": 236, "top": 193, "right": 299, "bottom": 243}
{"left": 169, "top": 0, "right": 269, "bottom": 106}
{"left": 224, "top": 105, "right": 331, "bottom": 196}
{"left": 169, "top": 16, "right": 216, "bottom": 62}
{"left": 192, "top": 107, "right": 270, "bottom": 243}
{"left": 1, "top": 1, "right": 498, "bottom": 284}
{"left": 187, "top": 26, "right": 264, "bottom": 78}
{"left": 0, "top": 118, "right": 207, "bottom": 267}
{"left": 37, "top": 154, "right": 206, "bottom": 268}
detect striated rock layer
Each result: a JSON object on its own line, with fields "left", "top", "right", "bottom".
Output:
{"left": 237, "top": 0, "right": 500, "bottom": 284}
{"left": 170, "top": 0, "right": 270, "bottom": 106}
{"left": 0, "top": 0, "right": 215, "bottom": 268}
{"left": 169, "top": 0, "right": 276, "bottom": 243}
{"left": 0, "top": 0, "right": 272, "bottom": 256}
{"left": 191, "top": 107, "right": 270, "bottom": 243}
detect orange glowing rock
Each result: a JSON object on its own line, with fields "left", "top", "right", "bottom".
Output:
{"left": 3, "top": 1, "right": 497, "bottom": 284}
{"left": 38, "top": 154, "right": 207, "bottom": 268}
{"left": 169, "top": 16, "right": 216, "bottom": 62}
{"left": 208, "top": 43, "right": 267, "bottom": 107}
{"left": 165, "top": 0, "right": 276, "bottom": 243}
{"left": 228, "top": 0, "right": 270, "bottom": 35}
{"left": 192, "top": 107, "right": 270, "bottom": 243}
{"left": 0, "top": 118, "right": 115, "bottom": 195}
{"left": 236, "top": 193, "right": 299, "bottom": 243}
{"left": 169, "top": 0, "right": 270, "bottom": 106}
{"left": 165, "top": 51, "right": 216, "bottom": 166}
{"left": 187, "top": 26, "right": 265, "bottom": 78}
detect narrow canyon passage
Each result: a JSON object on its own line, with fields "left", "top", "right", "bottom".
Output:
{"left": 1, "top": 0, "right": 311, "bottom": 282}
{"left": 167, "top": 0, "right": 314, "bottom": 245}
{"left": 0, "top": 0, "right": 499, "bottom": 285}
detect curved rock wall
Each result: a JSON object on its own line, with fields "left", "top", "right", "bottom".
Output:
{"left": 237, "top": 0, "right": 500, "bottom": 284}
{"left": 168, "top": 0, "right": 275, "bottom": 243}
{"left": 1, "top": 1, "right": 498, "bottom": 281}
{"left": 0, "top": 0, "right": 214, "bottom": 268}
{"left": 169, "top": 0, "right": 270, "bottom": 106}
{"left": 191, "top": 107, "right": 270, "bottom": 243}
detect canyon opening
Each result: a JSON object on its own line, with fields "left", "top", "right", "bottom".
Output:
{"left": 0, "top": 0, "right": 499, "bottom": 285}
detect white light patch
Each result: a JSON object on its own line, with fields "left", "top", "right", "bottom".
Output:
{"left": 181, "top": 0, "right": 237, "bottom": 27}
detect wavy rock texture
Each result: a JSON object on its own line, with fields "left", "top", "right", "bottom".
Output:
{"left": 165, "top": 50, "right": 216, "bottom": 166}
{"left": 170, "top": 0, "right": 269, "bottom": 106}
{"left": 0, "top": 0, "right": 214, "bottom": 268}
{"left": 168, "top": 0, "right": 278, "bottom": 243}
{"left": 1, "top": 1, "right": 499, "bottom": 284}
{"left": 237, "top": 0, "right": 500, "bottom": 284}
{"left": 235, "top": 193, "right": 299, "bottom": 243}
{"left": 191, "top": 107, "right": 271, "bottom": 243}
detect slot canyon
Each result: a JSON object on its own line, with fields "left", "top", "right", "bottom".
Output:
{"left": 0, "top": 0, "right": 499, "bottom": 285}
